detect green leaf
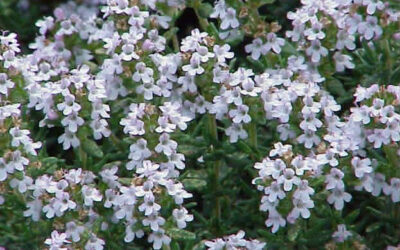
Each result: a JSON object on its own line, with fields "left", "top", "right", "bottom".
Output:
{"left": 163, "top": 27, "right": 179, "bottom": 40}
{"left": 181, "top": 170, "right": 207, "bottom": 191}
{"left": 205, "top": 22, "right": 220, "bottom": 38}
{"left": 166, "top": 228, "right": 196, "bottom": 241}
{"left": 237, "top": 141, "right": 252, "bottom": 154}
{"left": 198, "top": 3, "right": 214, "bottom": 18}
{"left": 260, "top": 0, "right": 276, "bottom": 4}
{"left": 281, "top": 42, "right": 298, "bottom": 56}
{"left": 41, "top": 157, "right": 60, "bottom": 167}
{"left": 169, "top": 240, "right": 180, "bottom": 250}
{"left": 182, "top": 179, "right": 207, "bottom": 191}
{"left": 119, "top": 178, "right": 133, "bottom": 186}
{"left": 366, "top": 206, "right": 384, "bottom": 217}
{"left": 82, "top": 139, "right": 104, "bottom": 158}
{"left": 366, "top": 222, "right": 382, "bottom": 233}
{"left": 191, "top": 241, "right": 206, "bottom": 250}
{"left": 326, "top": 78, "right": 346, "bottom": 96}
{"left": 247, "top": 56, "right": 266, "bottom": 72}
{"left": 345, "top": 209, "right": 360, "bottom": 224}
{"left": 288, "top": 223, "right": 301, "bottom": 242}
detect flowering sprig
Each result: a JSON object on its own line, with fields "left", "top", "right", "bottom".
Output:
{"left": 1, "top": 0, "right": 400, "bottom": 249}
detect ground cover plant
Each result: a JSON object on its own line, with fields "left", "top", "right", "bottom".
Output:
{"left": 1, "top": 0, "right": 400, "bottom": 249}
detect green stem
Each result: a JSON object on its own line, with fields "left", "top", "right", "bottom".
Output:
{"left": 79, "top": 147, "right": 87, "bottom": 169}
{"left": 110, "top": 133, "right": 126, "bottom": 152}
{"left": 172, "top": 34, "right": 179, "bottom": 52}
{"left": 208, "top": 114, "right": 218, "bottom": 144}
{"left": 249, "top": 121, "right": 257, "bottom": 149}
{"left": 208, "top": 114, "right": 221, "bottom": 234}
{"left": 192, "top": 0, "right": 210, "bottom": 31}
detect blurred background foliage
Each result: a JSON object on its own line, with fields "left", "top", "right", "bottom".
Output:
{"left": 0, "top": 0, "right": 65, "bottom": 52}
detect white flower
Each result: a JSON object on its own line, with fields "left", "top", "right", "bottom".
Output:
{"left": 58, "top": 129, "right": 80, "bottom": 150}
{"left": 357, "top": 16, "right": 382, "bottom": 40}
{"left": 205, "top": 239, "right": 226, "bottom": 250}
{"left": 384, "top": 120, "right": 400, "bottom": 142}
{"left": 156, "top": 116, "right": 176, "bottom": 133}
{"left": 9, "top": 127, "right": 31, "bottom": 147}
{"left": 194, "top": 45, "right": 214, "bottom": 63}
{"left": 245, "top": 38, "right": 268, "bottom": 60}
{"left": 225, "top": 123, "right": 248, "bottom": 143}
{"left": 372, "top": 173, "right": 386, "bottom": 197}
{"left": 270, "top": 142, "right": 292, "bottom": 157}
{"left": 57, "top": 20, "right": 76, "bottom": 36}
{"left": 9, "top": 175, "right": 33, "bottom": 193}
{"left": 229, "top": 104, "right": 251, "bottom": 123}
{"left": 325, "top": 168, "right": 345, "bottom": 190}
{"left": 35, "top": 16, "right": 54, "bottom": 35}
{"left": 61, "top": 112, "right": 84, "bottom": 133}
{"left": 100, "top": 166, "right": 120, "bottom": 188}
{"left": 300, "top": 110, "right": 323, "bottom": 131}
{"left": 297, "top": 129, "right": 321, "bottom": 149}
{"left": 182, "top": 53, "right": 204, "bottom": 76}
{"left": 316, "top": 149, "right": 338, "bottom": 167}
{"left": 332, "top": 224, "right": 352, "bottom": 243}
{"left": 256, "top": 158, "right": 286, "bottom": 180}
{"left": 363, "top": 0, "right": 385, "bottom": 15}
{"left": 367, "top": 129, "right": 390, "bottom": 148}
{"left": 139, "top": 192, "right": 162, "bottom": 215}
{"left": 136, "top": 160, "right": 159, "bottom": 177}
{"left": 220, "top": 8, "right": 239, "bottom": 30}
{"left": 213, "top": 44, "right": 234, "bottom": 65}
{"left": 132, "top": 62, "right": 154, "bottom": 83}
{"left": 103, "top": 32, "right": 121, "bottom": 54}
{"left": 266, "top": 209, "right": 286, "bottom": 233}
{"left": 0, "top": 73, "right": 14, "bottom": 96}
{"left": 173, "top": 207, "right": 193, "bottom": 229}
{"left": 210, "top": 0, "right": 226, "bottom": 19}
{"left": 293, "top": 180, "right": 314, "bottom": 201}
{"left": 336, "top": 30, "right": 355, "bottom": 50}
{"left": 264, "top": 181, "right": 286, "bottom": 202}
{"left": 264, "top": 32, "right": 285, "bottom": 54}
{"left": 304, "top": 21, "right": 325, "bottom": 41}
{"left": 85, "top": 235, "right": 105, "bottom": 250}
{"left": 327, "top": 187, "right": 352, "bottom": 210}
{"left": 155, "top": 133, "right": 178, "bottom": 156}
{"left": 288, "top": 198, "right": 314, "bottom": 220}
{"left": 148, "top": 229, "right": 171, "bottom": 249}
{"left": 383, "top": 178, "right": 400, "bottom": 202}
{"left": 81, "top": 185, "right": 102, "bottom": 207}
{"left": 91, "top": 119, "right": 111, "bottom": 140}
{"left": 333, "top": 52, "right": 355, "bottom": 72}
{"left": 350, "top": 106, "right": 371, "bottom": 124}
{"left": 120, "top": 43, "right": 139, "bottom": 61}
{"left": 260, "top": 196, "right": 279, "bottom": 212}
{"left": 167, "top": 152, "right": 185, "bottom": 170}
{"left": 7, "top": 150, "right": 29, "bottom": 171}
{"left": 23, "top": 198, "right": 42, "bottom": 221}
{"left": 142, "top": 212, "right": 166, "bottom": 231}
{"left": 57, "top": 94, "right": 81, "bottom": 116}
{"left": 66, "top": 221, "right": 85, "bottom": 242}
{"left": 306, "top": 40, "right": 328, "bottom": 63}
{"left": 124, "top": 221, "right": 144, "bottom": 243}
{"left": 351, "top": 157, "right": 373, "bottom": 178}
{"left": 277, "top": 168, "right": 301, "bottom": 191}
{"left": 44, "top": 230, "right": 70, "bottom": 250}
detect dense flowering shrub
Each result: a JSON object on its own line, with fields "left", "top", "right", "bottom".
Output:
{"left": 1, "top": 0, "right": 400, "bottom": 249}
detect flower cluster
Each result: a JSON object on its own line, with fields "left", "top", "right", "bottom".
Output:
{"left": 204, "top": 230, "right": 266, "bottom": 250}
{"left": 1, "top": 0, "right": 400, "bottom": 249}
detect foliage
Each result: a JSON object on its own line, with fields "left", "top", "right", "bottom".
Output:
{"left": 0, "top": 0, "right": 400, "bottom": 249}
